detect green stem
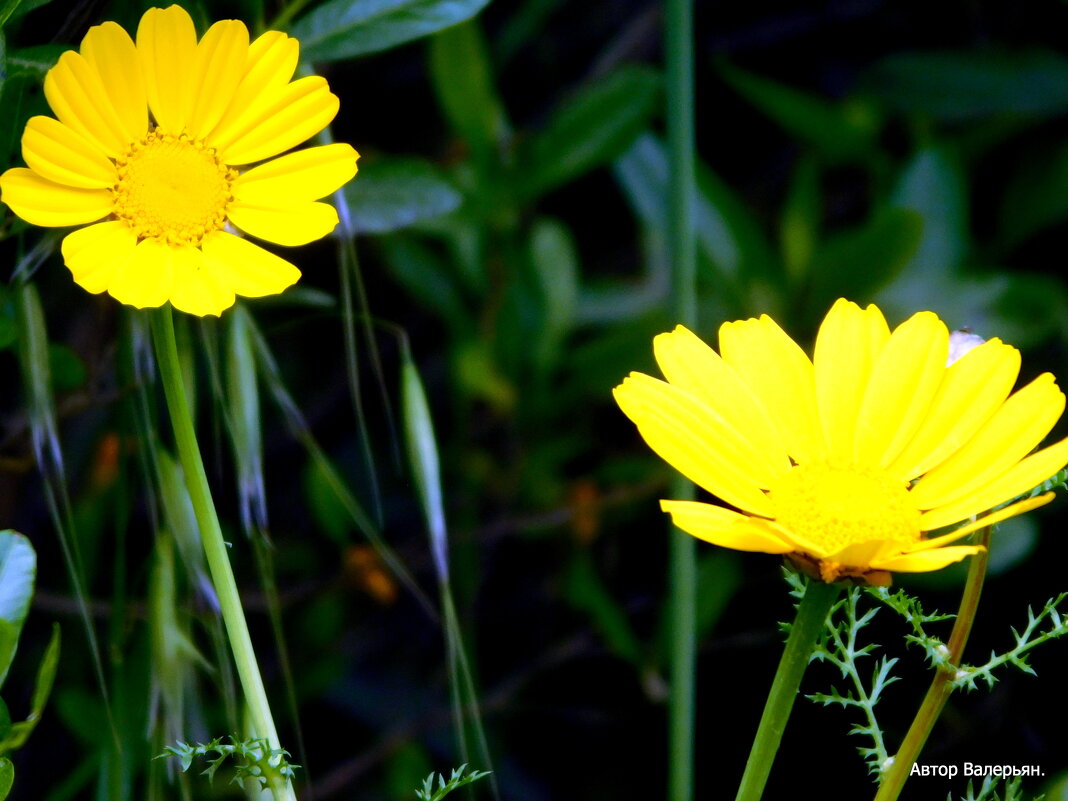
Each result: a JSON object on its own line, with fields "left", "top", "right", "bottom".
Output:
{"left": 873, "top": 527, "right": 992, "bottom": 801}
{"left": 664, "top": 0, "right": 697, "bottom": 799}
{"left": 735, "top": 578, "right": 841, "bottom": 801}
{"left": 150, "top": 307, "right": 296, "bottom": 801}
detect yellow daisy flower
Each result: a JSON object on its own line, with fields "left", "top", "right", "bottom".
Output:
{"left": 614, "top": 298, "right": 1068, "bottom": 584}
{"left": 0, "top": 4, "right": 359, "bottom": 316}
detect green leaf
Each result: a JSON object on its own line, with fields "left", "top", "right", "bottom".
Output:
{"left": 528, "top": 217, "right": 578, "bottom": 375}
{"left": 428, "top": 19, "right": 508, "bottom": 162}
{"left": 379, "top": 236, "right": 472, "bottom": 334}
{"left": 0, "top": 757, "right": 12, "bottom": 801}
{"left": 997, "top": 140, "right": 1068, "bottom": 250}
{"left": 0, "top": 1, "right": 18, "bottom": 30}
{"left": 889, "top": 145, "right": 968, "bottom": 273}
{"left": 289, "top": 0, "right": 492, "bottom": 62}
{"left": 520, "top": 66, "right": 660, "bottom": 200}
{"left": 720, "top": 62, "right": 879, "bottom": 162}
{"left": 0, "top": 697, "right": 10, "bottom": 743}
{"left": 0, "top": 623, "right": 60, "bottom": 752}
{"left": 5, "top": 0, "right": 55, "bottom": 23}
{"left": 613, "top": 132, "right": 777, "bottom": 290}
{"left": 805, "top": 208, "right": 924, "bottom": 319}
{"left": 780, "top": 155, "right": 821, "bottom": 280}
{"left": 864, "top": 48, "right": 1068, "bottom": 122}
{"left": 343, "top": 158, "right": 463, "bottom": 234}
{"left": 4, "top": 44, "right": 65, "bottom": 78}
{"left": 0, "top": 531, "right": 35, "bottom": 688}
{"left": 564, "top": 552, "right": 643, "bottom": 665}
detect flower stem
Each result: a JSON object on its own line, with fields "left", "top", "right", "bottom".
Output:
{"left": 664, "top": 0, "right": 697, "bottom": 798}
{"left": 735, "top": 578, "right": 841, "bottom": 801}
{"left": 873, "top": 527, "right": 992, "bottom": 801}
{"left": 150, "top": 307, "right": 296, "bottom": 801}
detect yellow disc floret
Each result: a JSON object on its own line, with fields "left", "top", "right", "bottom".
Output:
{"left": 770, "top": 463, "right": 921, "bottom": 579}
{"left": 113, "top": 131, "right": 237, "bottom": 246}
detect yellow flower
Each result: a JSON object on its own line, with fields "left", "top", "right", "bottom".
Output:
{"left": 614, "top": 299, "right": 1068, "bottom": 584}
{"left": 0, "top": 5, "right": 359, "bottom": 316}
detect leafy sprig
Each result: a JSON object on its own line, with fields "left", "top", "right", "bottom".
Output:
{"left": 415, "top": 764, "right": 491, "bottom": 801}
{"left": 951, "top": 774, "right": 1043, "bottom": 801}
{"left": 870, "top": 586, "right": 954, "bottom": 668}
{"left": 158, "top": 736, "right": 298, "bottom": 790}
{"left": 953, "top": 592, "right": 1068, "bottom": 691}
{"left": 807, "top": 587, "right": 898, "bottom": 775}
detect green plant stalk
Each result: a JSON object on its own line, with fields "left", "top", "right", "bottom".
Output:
{"left": 735, "top": 578, "right": 841, "bottom": 801}
{"left": 873, "top": 527, "right": 992, "bottom": 801}
{"left": 150, "top": 307, "right": 296, "bottom": 801}
{"left": 664, "top": 0, "right": 697, "bottom": 799}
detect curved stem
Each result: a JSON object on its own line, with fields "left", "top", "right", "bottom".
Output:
{"left": 873, "top": 528, "right": 992, "bottom": 801}
{"left": 150, "top": 307, "right": 296, "bottom": 801}
{"left": 735, "top": 578, "right": 841, "bottom": 801}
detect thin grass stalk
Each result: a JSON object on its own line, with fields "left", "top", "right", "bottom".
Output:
{"left": 149, "top": 306, "right": 296, "bottom": 801}
{"left": 873, "top": 527, "right": 993, "bottom": 801}
{"left": 664, "top": 0, "right": 698, "bottom": 799}
{"left": 401, "top": 348, "right": 499, "bottom": 799}
{"left": 15, "top": 282, "right": 121, "bottom": 755}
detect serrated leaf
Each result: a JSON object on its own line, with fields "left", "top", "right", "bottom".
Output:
{"left": 289, "top": 0, "right": 493, "bottom": 62}
{"left": 0, "top": 531, "right": 35, "bottom": 687}
{"left": 521, "top": 66, "right": 660, "bottom": 200}
{"left": 343, "top": 158, "right": 463, "bottom": 234}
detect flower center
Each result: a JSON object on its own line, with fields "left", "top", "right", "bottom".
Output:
{"left": 113, "top": 131, "right": 236, "bottom": 246}
{"left": 769, "top": 463, "right": 920, "bottom": 556}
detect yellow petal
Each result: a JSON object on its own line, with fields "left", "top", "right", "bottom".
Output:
{"left": 872, "top": 545, "right": 983, "bottom": 573}
{"left": 814, "top": 299, "right": 890, "bottom": 465}
{"left": 137, "top": 5, "right": 198, "bottom": 133}
{"left": 915, "top": 493, "right": 1053, "bottom": 547}
{"left": 215, "top": 76, "right": 339, "bottom": 165}
{"left": 44, "top": 51, "right": 130, "bottom": 156}
{"left": 854, "top": 310, "right": 949, "bottom": 468}
{"left": 79, "top": 21, "right": 148, "bottom": 144}
{"left": 60, "top": 221, "right": 138, "bottom": 294}
{"left": 205, "top": 30, "right": 299, "bottom": 149}
{"left": 200, "top": 231, "right": 301, "bottom": 298}
{"left": 21, "top": 116, "right": 117, "bottom": 189}
{"left": 227, "top": 200, "right": 340, "bottom": 246}
{"left": 652, "top": 325, "right": 791, "bottom": 480}
{"left": 233, "top": 144, "right": 359, "bottom": 203}
{"left": 719, "top": 314, "right": 827, "bottom": 464}
{"left": 184, "top": 19, "right": 250, "bottom": 140}
{"left": 919, "top": 435, "right": 1068, "bottom": 530}
{"left": 909, "top": 373, "right": 1066, "bottom": 511}
{"left": 168, "top": 244, "right": 236, "bottom": 316}
{"left": 660, "top": 500, "right": 793, "bottom": 553}
{"left": 887, "top": 338, "right": 1021, "bottom": 482}
{"left": 613, "top": 373, "right": 775, "bottom": 516}
{"left": 108, "top": 238, "right": 176, "bottom": 308}
{"left": 0, "top": 167, "right": 113, "bottom": 226}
